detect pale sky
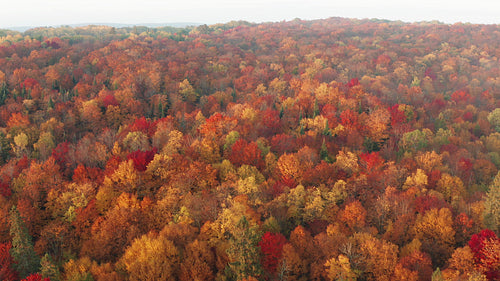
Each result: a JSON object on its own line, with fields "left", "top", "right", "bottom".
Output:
{"left": 0, "top": 0, "right": 499, "bottom": 29}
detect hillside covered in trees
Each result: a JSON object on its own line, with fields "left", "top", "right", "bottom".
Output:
{"left": 0, "top": 18, "right": 499, "bottom": 281}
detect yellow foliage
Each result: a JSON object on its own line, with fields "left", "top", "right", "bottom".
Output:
{"left": 120, "top": 232, "right": 179, "bottom": 281}
{"left": 403, "top": 169, "right": 428, "bottom": 190}
{"left": 415, "top": 151, "right": 443, "bottom": 172}
{"left": 106, "top": 159, "right": 140, "bottom": 193}
{"left": 335, "top": 149, "right": 359, "bottom": 174}
{"left": 325, "top": 254, "right": 358, "bottom": 281}
{"left": 365, "top": 108, "right": 390, "bottom": 143}
{"left": 448, "top": 246, "right": 475, "bottom": 276}
{"left": 277, "top": 153, "right": 301, "bottom": 182}
{"left": 123, "top": 131, "right": 150, "bottom": 152}
{"left": 436, "top": 173, "right": 465, "bottom": 203}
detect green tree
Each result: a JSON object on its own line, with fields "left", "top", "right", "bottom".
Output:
{"left": 487, "top": 108, "right": 500, "bottom": 132}
{"left": 9, "top": 206, "right": 40, "bottom": 279}
{"left": 226, "top": 216, "right": 263, "bottom": 280}
{"left": 0, "top": 131, "right": 10, "bottom": 164}
{"left": 484, "top": 171, "right": 500, "bottom": 233}
{"left": 40, "top": 253, "right": 61, "bottom": 281}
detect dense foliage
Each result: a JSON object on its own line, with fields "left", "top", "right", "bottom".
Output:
{"left": 0, "top": 18, "right": 499, "bottom": 280}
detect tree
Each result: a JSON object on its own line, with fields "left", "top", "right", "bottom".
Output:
{"left": 325, "top": 254, "right": 358, "bottom": 281}
{"left": 259, "top": 232, "right": 287, "bottom": 275}
{"left": 179, "top": 240, "right": 215, "bottom": 281}
{"left": 484, "top": 171, "right": 500, "bottom": 233}
{"left": 357, "top": 233, "right": 399, "bottom": 281}
{"left": 413, "top": 208, "right": 455, "bottom": 267}
{"left": 487, "top": 108, "right": 500, "bottom": 132}
{"left": 20, "top": 273, "right": 50, "bottom": 281}
{"left": 341, "top": 201, "right": 367, "bottom": 232}
{"left": 127, "top": 148, "right": 157, "bottom": 172}
{"left": 0, "top": 242, "right": 18, "bottom": 281}
{"left": 120, "top": 232, "right": 180, "bottom": 281}
{"left": 469, "top": 229, "right": 500, "bottom": 280}
{"left": 40, "top": 253, "right": 60, "bottom": 281}
{"left": 226, "top": 216, "right": 263, "bottom": 280}
{"left": 9, "top": 206, "right": 40, "bottom": 279}
{"left": 179, "top": 79, "right": 199, "bottom": 103}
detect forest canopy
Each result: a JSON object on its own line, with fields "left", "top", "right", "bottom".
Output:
{"left": 0, "top": 17, "right": 499, "bottom": 281}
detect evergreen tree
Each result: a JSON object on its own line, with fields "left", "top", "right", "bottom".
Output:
{"left": 0, "top": 83, "right": 8, "bottom": 106}
{"left": 9, "top": 206, "right": 40, "bottom": 279}
{"left": 0, "top": 131, "right": 11, "bottom": 164}
{"left": 47, "top": 97, "right": 54, "bottom": 109}
{"left": 226, "top": 216, "right": 263, "bottom": 280}
{"left": 41, "top": 254, "right": 61, "bottom": 281}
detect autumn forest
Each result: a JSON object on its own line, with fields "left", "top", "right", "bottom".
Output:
{"left": 0, "top": 18, "right": 499, "bottom": 281}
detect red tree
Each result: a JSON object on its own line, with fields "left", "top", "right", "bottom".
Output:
{"left": 469, "top": 229, "right": 500, "bottom": 280}
{"left": 21, "top": 273, "right": 50, "bottom": 281}
{"left": 127, "top": 148, "right": 158, "bottom": 172}
{"left": 0, "top": 243, "right": 18, "bottom": 281}
{"left": 228, "top": 139, "right": 263, "bottom": 169}
{"left": 259, "top": 232, "right": 287, "bottom": 274}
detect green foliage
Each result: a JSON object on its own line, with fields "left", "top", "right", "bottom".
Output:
{"left": 226, "top": 216, "right": 263, "bottom": 280}
{"left": 484, "top": 171, "right": 500, "bottom": 233}
{"left": 9, "top": 206, "right": 40, "bottom": 279}
{"left": 488, "top": 108, "right": 500, "bottom": 132}
{"left": 41, "top": 253, "right": 61, "bottom": 281}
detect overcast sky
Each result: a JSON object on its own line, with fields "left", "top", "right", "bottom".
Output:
{"left": 1, "top": 0, "right": 499, "bottom": 29}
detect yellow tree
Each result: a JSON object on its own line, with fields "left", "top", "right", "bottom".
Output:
{"left": 179, "top": 240, "right": 215, "bottom": 281}
{"left": 484, "top": 171, "right": 500, "bottom": 233}
{"left": 413, "top": 208, "right": 455, "bottom": 267}
{"left": 355, "top": 233, "right": 398, "bottom": 281}
{"left": 436, "top": 173, "right": 466, "bottom": 204}
{"left": 120, "top": 232, "right": 180, "bottom": 281}
{"left": 325, "top": 255, "right": 358, "bottom": 281}
{"left": 179, "top": 79, "right": 199, "bottom": 103}
{"left": 402, "top": 168, "right": 428, "bottom": 191}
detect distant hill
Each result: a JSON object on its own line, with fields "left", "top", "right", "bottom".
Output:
{"left": 5, "top": 22, "right": 203, "bottom": 32}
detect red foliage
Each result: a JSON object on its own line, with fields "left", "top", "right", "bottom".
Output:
{"left": 347, "top": 77, "right": 359, "bottom": 88}
{"left": 424, "top": 67, "right": 437, "bottom": 80}
{"left": 388, "top": 104, "right": 407, "bottom": 127}
{"left": 52, "top": 142, "right": 71, "bottom": 176}
{"left": 228, "top": 139, "right": 263, "bottom": 169}
{"left": 260, "top": 109, "right": 281, "bottom": 136}
{"left": 398, "top": 251, "right": 433, "bottom": 280}
{"left": 0, "top": 242, "right": 18, "bottom": 281}
{"left": 104, "top": 155, "right": 122, "bottom": 177}
{"left": 44, "top": 38, "right": 61, "bottom": 49}
{"left": 451, "top": 90, "right": 473, "bottom": 104}
{"left": 427, "top": 169, "right": 442, "bottom": 190}
{"left": 280, "top": 176, "right": 297, "bottom": 189}
{"left": 0, "top": 180, "right": 10, "bottom": 198}
{"left": 270, "top": 134, "right": 297, "bottom": 155}
{"left": 458, "top": 157, "right": 473, "bottom": 182}
{"left": 127, "top": 148, "right": 157, "bottom": 172}
{"left": 413, "top": 195, "right": 448, "bottom": 214}
{"left": 469, "top": 229, "right": 500, "bottom": 280}
{"left": 102, "top": 94, "right": 119, "bottom": 107}
{"left": 340, "top": 109, "right": 359, "bottom": 129}
{"left": 21, "top": 78, "right": 39, "bottom": 90}
{"left": 259, "top": 232, "right": 287, "bottom": 274}
{"left": 128, "top": 117, "right": 157, "bottom": 137}
{"left": 14, "top": 156, "right": 30, "bottom": 178}
{"left": 73, "top": 164, "right": 104, "bottom": 184}
{"left": 359, "top": 152, "right": 384, "bottom": 173}
{"left": 463, "top": 111, "right": 474, "bottom": 122}
{"left": 455, "top": 212, "right": 474, "bottom": 235}
{"left": 73, "top": 199, "right": 99, "bottom": 242}
{"left": 21, "top": 273, "right": 50, "bottom": 281}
